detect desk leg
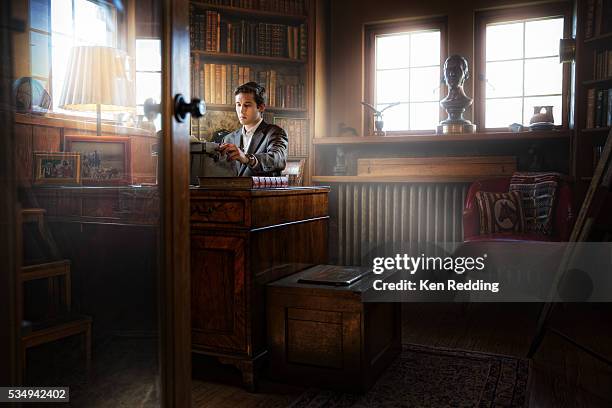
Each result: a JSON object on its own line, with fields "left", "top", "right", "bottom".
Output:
{"left": 217, "top": 350, "right": 267, "bottom": 392}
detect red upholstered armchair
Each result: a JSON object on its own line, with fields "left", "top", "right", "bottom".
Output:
{"left": 463, "top": 177, "right": 574, "bottom": 242}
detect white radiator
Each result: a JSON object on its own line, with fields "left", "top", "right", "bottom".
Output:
{"left": 333, "top": 183, "right": 469, "bottom": 265}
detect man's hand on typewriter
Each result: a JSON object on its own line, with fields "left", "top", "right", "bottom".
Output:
{"left": 218, "top": 143, "right": 248, "bottom": 164}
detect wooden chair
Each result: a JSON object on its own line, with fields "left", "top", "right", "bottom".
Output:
{"left": 20, "top": 208, "right": 92, "bottom": 383}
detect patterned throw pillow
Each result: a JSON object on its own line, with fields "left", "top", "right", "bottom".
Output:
{"left": 475, "top": 191, "right": 525, "bottom": 234}
{"left": 509, "top": 172, "right": 560, "bottom": 235}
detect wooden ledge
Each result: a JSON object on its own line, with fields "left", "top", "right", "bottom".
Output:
{"left": 311, "top": 175, "right": 502, "bottom": 183}
{"left": 15, "top": 113, "right": 152, "bottom": 137}
{"left": 312, "top": 130, "right": 570, "bottom": 145}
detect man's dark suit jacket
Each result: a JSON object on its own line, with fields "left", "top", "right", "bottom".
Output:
{"left": 223, "top": 120, "right": 288, "bottom": 177}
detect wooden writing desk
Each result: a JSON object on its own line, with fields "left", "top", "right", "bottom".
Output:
{"left": 190, "top": 186, "right": 330, "bottom": 390}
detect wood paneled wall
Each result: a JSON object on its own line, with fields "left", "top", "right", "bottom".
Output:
{"left": 14, "top": 114, "right": 157, "bottom": 185}
{"left": 326, "top": 0, "right": 572, "bottom": 137}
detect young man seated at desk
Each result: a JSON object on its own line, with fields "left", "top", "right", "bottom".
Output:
{"left": 218, "top": 82, "right": 288, "bottom": 177}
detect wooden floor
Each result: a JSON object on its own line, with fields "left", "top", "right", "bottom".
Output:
{"left": 192, "top": 303, "right": 612, "bottom": 408}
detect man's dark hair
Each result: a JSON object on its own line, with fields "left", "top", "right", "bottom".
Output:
{"left": 234, "top": 81, "right": 266, "bottom": 106}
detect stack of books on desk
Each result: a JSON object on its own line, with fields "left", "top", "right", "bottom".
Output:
{"left": 198, "top": 176, "right": 288, "bottom": 188}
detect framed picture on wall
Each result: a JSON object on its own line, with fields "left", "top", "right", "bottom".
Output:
{"left": 65, "top": 135, "right": 131, "bottom": 185}
{"left": 33, "top": 152, "right": 81, "bottom": 185}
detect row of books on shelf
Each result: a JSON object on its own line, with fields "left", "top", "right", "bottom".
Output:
{"left": 192, "top": 60, "right": 249, "bottom": 105}
{"left": 192, "top": 61, "right": 306, "bottom": 108}
{"left": 594, "top": 50, "right": 612, "bottom": 80}
{"left": 586, "top": 88, "right": 612, "bottom": 128}
{"left": 585, "top": 0, "right": 612, "bottom": 39}
{"left": 273, "top": 117, "right": 309, "bottom": 157}
{"left": 190, "top": 10, "right": 307, "bottom": 59}
{"left": 201, "top": 0, "right": 305, "bottom": 15}
{"left": 256, "top": 70, "right": 304, "bottom": 108}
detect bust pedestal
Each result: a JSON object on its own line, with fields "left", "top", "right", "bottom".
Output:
{"left": 437, "top": 95, "right": 476, "bottom": 134}
{"left": 437, "top": 122, "right": 477, "bottom": 134}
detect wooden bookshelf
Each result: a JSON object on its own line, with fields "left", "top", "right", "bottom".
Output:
{"left": 191, "top": 1, "right": 308, "bottom": 22}
{"left": 206, "top": 103, "right": 307, "bottom": 113}
{"left": 189, "top": 0, "right": 313, "bottom": 183}
{"left": 581, "top": 127, "right": 611, "bottom": 133}
{"left": 582, "top": 78, "right": 612, "bottom": 87}
{"left": 573, "top": 0, "right": 612, "bottom": 202}
{"left": 191, "top": 50, "right": 306, "bottom": 65}
{"left": 584, "top": 31, "right": 612, "bottom": 45}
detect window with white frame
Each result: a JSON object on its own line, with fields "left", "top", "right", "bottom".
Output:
{"left": 373, "top": 29, "right": 441, "bottom": 132}
{"left": 484, "top": 17, "right": 564, "bottom": 128}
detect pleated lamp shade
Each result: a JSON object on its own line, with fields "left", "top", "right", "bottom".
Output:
{"left": 59, "top": 46, "right": 135, "bottom": 133}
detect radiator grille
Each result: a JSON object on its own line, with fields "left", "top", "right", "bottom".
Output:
{"left": 334, "top": 183, "right": 469, "bottom": 265}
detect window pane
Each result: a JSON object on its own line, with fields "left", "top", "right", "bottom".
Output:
{"left": 409, "top": 66, "right": 440, "bottom": 102}
{"left": 486, "top": 60, "right": 523, "bottom": 98}
{"left": 486, "top": 22, "right": 523, "bottom": 61}
{"left": 51, "top": 33, "right": 73, "bottom": 109}
{"left": 376, "top": 69, "right": 409, "bottom": 104}
{"left": 30, "top": 31, "right": 50, "bottom": 78}
{"left": 51, "top": 0, "right": 72, "bottom": 36}
{"left": 523, "top": 95, "right": 562, "bottom": 125}
{"left": 376, "top": 34, "right": 410, "bottom": 69}
{"left": 136, "top": 72, "right": 162, "bottom": 106}
{"left": 525, "top": 18, "right": 563, "bottom": 58}
{"left": 136, "top": 39, "right": 162, "bottom": 71}
{"left": 409, "top": 102, "right": 439, "bottom": 130}
{"left": 31, "top": 0, "right": 50, "bottom": 32}
{"left": 486, "top": 97, "right": 523, "bottom": 128}
{"left": 410, "top": 31, "right": 440, "bottom": 67}
{"left": 524, "top": 57, "right": 562, "bottom": 96}
{"left": 75, "top": 0, "right": 110, "bottom": 46}
{"left": 377, "top": 102, "right": 409, "bottom": 131}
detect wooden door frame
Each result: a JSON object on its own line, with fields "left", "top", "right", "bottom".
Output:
{"left": 0, "top": 0, "right": 19, "bottom": 387}
{"left": 0, "top": 0, "right": 193, "bottom": 402}
{"left": 160, "top": 0, "right": 192, "bottom": 406}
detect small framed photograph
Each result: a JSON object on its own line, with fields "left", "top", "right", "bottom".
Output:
{"left": 282, "top": 158, "right": 305, "bottom": 186}
{"left": 65, "top": 135, "right": 131, "bottom": 185}
{"left": 33, "top": 152, "right": 81, "bottom": 185}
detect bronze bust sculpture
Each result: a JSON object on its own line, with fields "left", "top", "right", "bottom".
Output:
{"left": 437, "top": 55, "right": 476, "bottom": 134}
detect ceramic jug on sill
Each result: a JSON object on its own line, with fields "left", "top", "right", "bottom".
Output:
{"left": 530, "top": 106, "right": 554, "bottom": 124}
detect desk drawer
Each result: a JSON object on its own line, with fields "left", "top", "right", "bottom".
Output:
{"left": 190, "top": 199, "right": 245, "bottom": 225}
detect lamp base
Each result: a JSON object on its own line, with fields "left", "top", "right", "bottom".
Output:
{"left": 436, "top": 123, "right": 477, "bottom": 134}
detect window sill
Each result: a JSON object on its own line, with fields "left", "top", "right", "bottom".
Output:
{"left": 312, "top": 129, "right": 570, "bottom": 145}
{"left": 311, "top": 175, "right": 496, "bottom": 183}
{"left": 14, "top": 112, "right": 152, "bottom": 137}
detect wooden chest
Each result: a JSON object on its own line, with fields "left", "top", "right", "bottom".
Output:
{"left": 266, "top": 266, "right": 401, "bottom": 392}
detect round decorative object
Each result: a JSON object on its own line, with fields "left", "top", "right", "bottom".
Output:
{"left": 12, "top": 77, "right": 51, "bottom": 114}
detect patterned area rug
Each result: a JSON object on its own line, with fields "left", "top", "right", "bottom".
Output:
{"left": 289, "top": 343, "right": 530, "bottom": 408}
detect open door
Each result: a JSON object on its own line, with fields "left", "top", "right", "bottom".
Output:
{"left": 160, "top": 0, "right": 192, "bottom": 406}
{"left": 2, "top": 0, "right": 193, "bottom": 405}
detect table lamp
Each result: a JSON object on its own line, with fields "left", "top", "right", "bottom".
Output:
{"left": 59, "top": 46, "right": 135, "bottom": 135}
